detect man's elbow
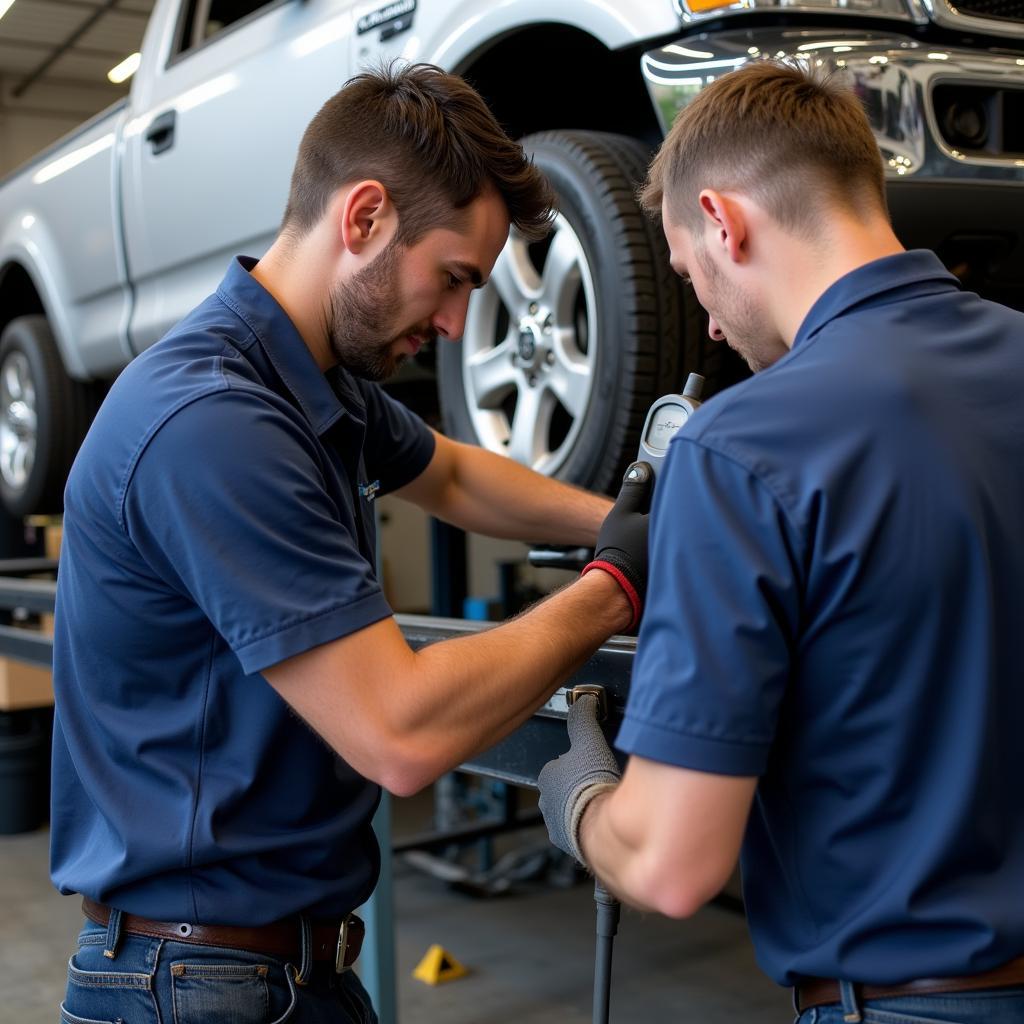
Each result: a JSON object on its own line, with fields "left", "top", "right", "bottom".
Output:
{"left": 626, "top": 857, "right": 730, "bottom": 920}
{"left": 368, "top": 735, "right": 450, "bottom": 798}
{"left": 638, "top": 877, "right": 708, "bottom": 920}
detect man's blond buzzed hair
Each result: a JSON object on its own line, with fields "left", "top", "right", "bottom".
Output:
{"left": 640, "top": 60, "right": 888, "bottom": 235}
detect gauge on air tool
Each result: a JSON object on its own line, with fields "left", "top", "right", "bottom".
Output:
{"left": 635, "top": 372, "right": 705, "bottom": 481}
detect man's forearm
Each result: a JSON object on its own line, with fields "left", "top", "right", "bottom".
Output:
{"left": 396, "top": 570, "right": 630, "bottom": 781}
{"left": 575, "top": 764, "right": 755, "bottom": 919}
{"left": 577, "top": 790, "right": 662, "bottom": 912}
{"left": 401, "top": 435, "right": 612, "bottom": 545}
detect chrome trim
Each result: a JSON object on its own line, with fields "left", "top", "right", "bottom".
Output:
{"left": 672, "top": 0, "right": 1024, "bottom": 42}
{"left": 642, "top": 30, "right": 1024, "bottom": 181}
{"left": 671, "top": 0, "right": 923, "bottom": 27}
{"left": 920, "top": 0, "right": 1024, "bottom": 41}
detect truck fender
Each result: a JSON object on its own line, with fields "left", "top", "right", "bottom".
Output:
{"left": 424, "top": 0, "right": 681, "bottom": 69}
{"left": 0, "top": 225, "right": 89, "bottom": 381}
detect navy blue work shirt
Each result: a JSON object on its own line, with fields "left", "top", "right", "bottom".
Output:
{"left": 50, "top": 256, "right": 435, "bottom": 925}
{"left": 618, "top": 251, "right": 1024, "bottom": 985}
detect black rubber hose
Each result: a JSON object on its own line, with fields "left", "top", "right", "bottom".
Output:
{"left": 592, "top": 879, "right": 621, "bottom": 1024}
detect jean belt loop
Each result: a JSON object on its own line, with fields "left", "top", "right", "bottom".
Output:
{"left": 295, "top": 915, "right": 313, "bottom": 986}
{"left": 839, "top": 980, "right": 863, "bottom": 1023}
{"left": 103, "top": 908, "right": 124, "bottom": 960}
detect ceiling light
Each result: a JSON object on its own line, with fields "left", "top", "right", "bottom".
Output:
{"left": 665, "top": 44, "right": 716, "bottom": 59}
{"left": 108, "top": 52, "right": 141, "bottom": 85}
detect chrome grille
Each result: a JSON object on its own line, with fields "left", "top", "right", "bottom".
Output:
{"left": 952, "top": 0, "right": 1024, "bottom": 21}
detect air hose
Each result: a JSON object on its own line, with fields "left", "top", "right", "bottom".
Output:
{"left": 592, "top": 879, "right": 621, "bottom": 1024}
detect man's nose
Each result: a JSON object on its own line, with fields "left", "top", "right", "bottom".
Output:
{"left": 433, "top": 295, "right": 470, "bottom": 341}
{"left": 708, "top": 316, "right": 726, "bottom": 342}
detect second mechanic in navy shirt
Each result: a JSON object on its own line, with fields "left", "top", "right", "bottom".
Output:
{"left": 51, "top": 67, "right": 651, "bottom": 1024}
{"left": 537, "top": 61, "right": 1024, "bottom": 1022}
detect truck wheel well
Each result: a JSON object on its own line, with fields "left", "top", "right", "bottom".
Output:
{"left": 0, "top": 263, "right": 45, "bottom": 339}
{"left": 458, "top": 25, "right": 662, "bottom": 151}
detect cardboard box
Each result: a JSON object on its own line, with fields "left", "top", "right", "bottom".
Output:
{"left": 45, "top": 524, "right": 62, "bottom": 561}
{"left": 0, "top": 656, "right": 53, "bottom": 710}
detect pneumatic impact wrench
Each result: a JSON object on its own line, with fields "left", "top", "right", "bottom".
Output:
{"left": 580, "top": 372, "right": 706, "bottom": 1024}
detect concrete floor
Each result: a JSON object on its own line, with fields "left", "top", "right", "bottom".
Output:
{"left": 0, "top": 808, "right": 791, "bottom": 1024}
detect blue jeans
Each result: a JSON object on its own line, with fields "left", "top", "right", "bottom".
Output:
{"left": 796, "top": 979, "right": 1024, "bottom": 1024}
{"left": 60, "top": 916, "right": 377, "bottom": 1024}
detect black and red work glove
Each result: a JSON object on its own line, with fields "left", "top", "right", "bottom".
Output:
{"left": 581, "top": 462, "right": 653, "bottom": 630}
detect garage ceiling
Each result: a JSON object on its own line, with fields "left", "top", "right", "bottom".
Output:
{"left": 0, "top": 0, "right": 154, "bottom": 114}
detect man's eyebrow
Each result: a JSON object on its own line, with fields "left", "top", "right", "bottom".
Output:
{"left": 451, "top": 261, "right": 486, "bottom": 287}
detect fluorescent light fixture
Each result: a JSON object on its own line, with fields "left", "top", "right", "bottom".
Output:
{"left": 797, "top": 39, "right": 875, "bottom": 51}
{"left": 664, "top": 44, "right": 716, "bottom": 59}
{"left": 108, "top": 52, "right": 141, "bottom": 84}
{"left": 643, "top": 54, "right": 747, "bottom": 72}
{"left": 0, "top": 0, "right": 15, "bottom": 22}
{"left": 927, "top": 51, "right": 950, "bottom": 60}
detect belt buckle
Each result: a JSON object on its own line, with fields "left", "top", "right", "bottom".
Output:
{"left": 334, "top": 914, "right": 352, "bottom": 974}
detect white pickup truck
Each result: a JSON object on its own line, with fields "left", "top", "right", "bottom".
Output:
{"left": 0, "top": 0, "right": 1022, "bottom": 517}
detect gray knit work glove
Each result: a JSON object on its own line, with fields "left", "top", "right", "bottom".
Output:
{"left": 537, "top": 695, "right": 621, "bottom": 863}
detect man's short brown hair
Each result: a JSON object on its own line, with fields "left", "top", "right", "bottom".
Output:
{"left": 283, "top": 63, "right": 554, "bottom": 244}
{"left": 640, "top": 60, "right": 887, "bottom": 235}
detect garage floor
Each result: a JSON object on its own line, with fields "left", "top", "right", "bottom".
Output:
{"left": 0, "top": 797, "right": 791, "bottom": 1024}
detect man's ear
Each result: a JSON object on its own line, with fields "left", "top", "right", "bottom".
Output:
{"left": 698, "top": 189, "right": 748, "bottom": 265}
{"left": 340, "top": 180, "right": 392, "bottom": 255}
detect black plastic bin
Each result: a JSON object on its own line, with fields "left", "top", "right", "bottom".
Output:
{"left": 0, "top": 707, "right": 53, "bottom": 835}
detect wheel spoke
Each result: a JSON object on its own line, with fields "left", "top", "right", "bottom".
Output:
{"left": 490, "top": 237, "right": 540, "bottom": 314}
{"left": 507, "top": 386, "right": 552, "bottom": 467}
{"left": 11, "top": 440, "right": 27, "bottom": 483}
{"left": 467, "top": 338, "right": 519, "bottom": 409}
{"left": 4, "top": 361, "right": 22, "bottom": 403}
{"left": 539, "top": 225, "right": 584, "bottom": 322}
{"left": 546, "top": 351, "right": 590, "bottom": 419}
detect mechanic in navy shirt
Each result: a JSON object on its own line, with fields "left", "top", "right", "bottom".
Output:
{"left": 51, "top": 66, "right": 650, "bottom": 1024}
{"left": 538, "top": 61, "right": 1024, "bottom": 1022}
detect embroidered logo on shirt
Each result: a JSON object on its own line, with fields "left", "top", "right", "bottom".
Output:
{"left": 359, "top": 480, "right": 381, "bottom": 502}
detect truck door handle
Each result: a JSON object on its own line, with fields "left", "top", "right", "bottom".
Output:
{"left": 145, "top": 110, "right": 176, "bottom": 155}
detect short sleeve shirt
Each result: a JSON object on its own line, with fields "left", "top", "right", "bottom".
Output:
{"left": 617, "top": 251, "right": 1024, "bottom": 985}
{"left": 50, "top": 256, "right": 435, "bottom": 925}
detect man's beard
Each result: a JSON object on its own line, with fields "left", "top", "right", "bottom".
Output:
{"left": 693, "top": 241, "right": 786, "bottom": 373}
{"left": 325, "top": 239, "right": 434, "bottom": 382}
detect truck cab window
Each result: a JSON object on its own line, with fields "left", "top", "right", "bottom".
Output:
{"left": 175, "top": 0, "right": 278, "bottom": 55}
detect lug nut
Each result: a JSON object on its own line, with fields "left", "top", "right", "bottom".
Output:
{"left": 529, "top": 302, "right": 539, "bottom": 315}
{"left": 528, "top": 374, "right": 537, "bottom": 387}
{"left": 545, "top": 351, "right": 555, "bottom": 365}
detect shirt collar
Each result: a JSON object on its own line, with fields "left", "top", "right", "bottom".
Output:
{"left": 215, "top": 256, "right": 350, "bottom": 436}
{"left": 794, "top": 249, "right": 961, "bottom": 350}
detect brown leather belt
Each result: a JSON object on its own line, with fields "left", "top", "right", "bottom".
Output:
{"left": 796, "top": 954, "right": 1024, "bottom": 1014}
{"left": 82, "top": 897, "right": 364, "bottom": 972}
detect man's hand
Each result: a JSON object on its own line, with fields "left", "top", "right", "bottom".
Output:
{"left": 537, "top": 694, "right": 621, "bottom": 862}
{"left": 581, "top": 462, "right": 652, "bottom": 629}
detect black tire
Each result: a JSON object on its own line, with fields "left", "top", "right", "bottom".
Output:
{"left": 439, "top": 130, "right": 707, "bottom": 496}
{"left": 0, "top": 315, "right": 101, "bottom": 517}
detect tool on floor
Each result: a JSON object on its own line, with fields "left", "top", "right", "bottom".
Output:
{"left": 635, "top": 372, "right": 705, "bottom": 481}
{"left": 412, "top": 944, "right": 469, "bottom": 985}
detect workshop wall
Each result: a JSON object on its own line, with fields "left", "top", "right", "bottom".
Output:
{"left": 0, "top": 76, "right": 117, "bottom": 177}
{"left": 378, "top": 496, "right": 577, "bottom": 616}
